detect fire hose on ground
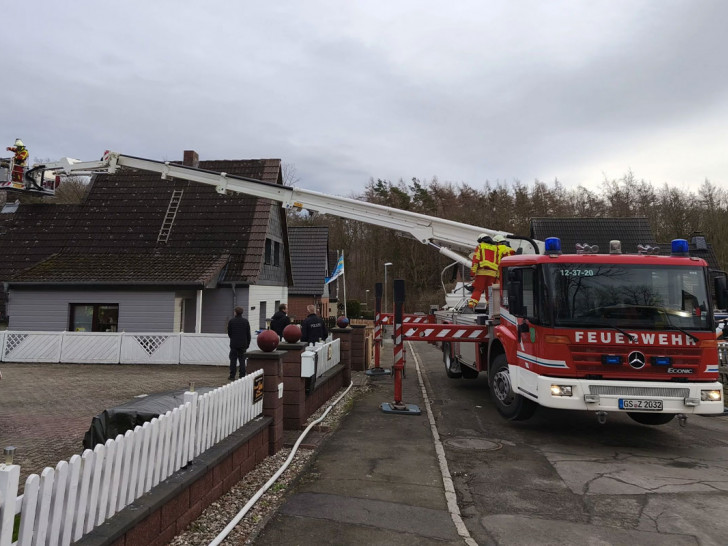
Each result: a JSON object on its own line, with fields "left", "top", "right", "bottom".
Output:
{"left": 208, "top": 380, "right": 354, "bottom": 546}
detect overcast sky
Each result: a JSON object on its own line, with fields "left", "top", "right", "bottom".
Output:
{"left": 3, "top": 1, "right": 727, "bottom": 197}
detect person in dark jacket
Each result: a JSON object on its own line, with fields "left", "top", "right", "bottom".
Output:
{"left": 227, "top": 306, "right": 251, "bottom": 380}
{"left": 270, "top": 303, "right": 291, "bottom": 339}
{"left": 300, "top": 304, "right": 328, "bottom": 343}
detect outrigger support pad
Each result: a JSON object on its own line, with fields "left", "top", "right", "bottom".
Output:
{"left": 366, "top": 367, "right": 391, "bottom": 378}
{"left": 380, "top": 402, "right": 421, "bottom": 415}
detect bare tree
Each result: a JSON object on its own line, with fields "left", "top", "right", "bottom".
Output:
{"left": 282, "top": 163, "right": 300, "bottom": 187}
{"left": 52, "top": 176, "right": 90, "bottom": 204}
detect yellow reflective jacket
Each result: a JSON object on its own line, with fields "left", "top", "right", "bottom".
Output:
{"left": 471, "top": 242, "right": 515, "bottom": 277}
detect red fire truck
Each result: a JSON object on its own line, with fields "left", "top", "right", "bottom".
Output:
{"left": 436, "top": 238, "right": 726, "bottom": 425}
{"left": 26, "top": 151, "right": 728, "bottom": 425}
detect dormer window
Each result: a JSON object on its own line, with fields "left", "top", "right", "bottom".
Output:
{"left": 265, "top": 238, "right": 272, "bottom": 265}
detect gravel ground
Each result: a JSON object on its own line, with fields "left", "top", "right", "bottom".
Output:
{"left": 170, "top": 379, "right": 371, "bottom": 546}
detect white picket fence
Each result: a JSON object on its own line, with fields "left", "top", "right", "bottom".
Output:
{"left": 300, "top": 338, "right": 341, "bottom": 379}
{"left": 0, "top": 331, "right": 260, "bottom": 365}
{"left": 0, "top": 370, "right": 264, "bottom": 546}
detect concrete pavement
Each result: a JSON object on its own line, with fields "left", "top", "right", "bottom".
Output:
{"left": 252, "top": 341, "right": 466, "bottom": 545}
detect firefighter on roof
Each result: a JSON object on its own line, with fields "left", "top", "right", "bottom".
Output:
{"left": 468, "top": 233, "right": 514, "bottom": 309}
{"left": 7, "top": 139, "right": 29, "bottom": 183}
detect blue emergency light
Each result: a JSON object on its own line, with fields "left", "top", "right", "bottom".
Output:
{"left": 601, "top": 355, "right": 622, "bottom": 365}
{"left": 544, "top": 237, "right": 561, "bottom": 253}
{"left": 671, "top": 239, "right": 689, "bottom": 256}
{"left": 651, "top": 356, "right": 672, "bottom": 366}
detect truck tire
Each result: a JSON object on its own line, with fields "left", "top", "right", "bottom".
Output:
{"left": 489, "top": 354, "right": 536, "bottom": 421}
{"left": 627, "top": 412, "right": 675, "bottom": 425}
{"left": 443, "top": 342, "right": 462, "bottom": 379}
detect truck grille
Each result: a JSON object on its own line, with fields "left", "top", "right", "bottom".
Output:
{"left": 588, "top": 385, "right": 690, "bottom": 398}
{"left": 570, "top": 345, "right": 700, "bottom": 374}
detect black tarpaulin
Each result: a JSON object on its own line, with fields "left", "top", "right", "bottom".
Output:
{"left": 83, "top": 387, "right": 215, "bottom": 450}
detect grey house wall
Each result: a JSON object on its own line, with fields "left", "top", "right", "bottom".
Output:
{"left": 201, "top": 287, "right": 240, "bottom": 334}
{"left": 7, "top": 290, "right": 176, "bottom": 332}
{"left": 177, "top": 286, "right": 250, "bottom": 334}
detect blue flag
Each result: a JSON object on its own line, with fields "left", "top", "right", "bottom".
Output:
{"left": 325, "top": 254, "right": 344, "bottom": 284}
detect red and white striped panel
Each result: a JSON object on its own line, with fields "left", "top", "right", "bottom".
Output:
{"left": 381, "top": 313, "right": 431, "bottom": 325}
{"left": 394, "top": 325, "right": 405, "bottom": 367}
{"left": 403, "top": 316, "right": 429, "bottom": 323}
{"left": 402, "top": 324, "right": 490, "bottom": 343}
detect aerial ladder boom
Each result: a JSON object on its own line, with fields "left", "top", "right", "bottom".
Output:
{"left": 38, "top": 152, "right": 543, "bottom": 264}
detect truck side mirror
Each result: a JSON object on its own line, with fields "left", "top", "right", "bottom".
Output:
{"left": 715, "top": 275, "right": 728, "bottom": 310}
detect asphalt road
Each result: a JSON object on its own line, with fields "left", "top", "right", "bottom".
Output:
{"left": 412, "top": 341, "right": 728, "bottom": 546}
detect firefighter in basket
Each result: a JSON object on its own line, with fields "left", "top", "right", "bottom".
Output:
{"left": 468, "top": 233, "right": 514, "bottom": 309}
{"left": 6, "top": 138, "right": 29, "bottom": 183}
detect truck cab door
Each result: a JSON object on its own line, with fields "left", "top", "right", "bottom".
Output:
{"left": 505, "top": 267, "right": 542, "bottom": 388}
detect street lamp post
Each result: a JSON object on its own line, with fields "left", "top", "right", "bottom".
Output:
{"left": 384, "top": 262, "right": 393, "bottom": 317}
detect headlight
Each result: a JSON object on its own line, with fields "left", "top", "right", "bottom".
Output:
{"left": 701, "top": 389, "right": 722, "bottom": 402}
{"left": 550, "top": 385, "right": 573, "bottom": 397}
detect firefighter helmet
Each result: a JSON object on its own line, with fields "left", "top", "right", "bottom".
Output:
{"left": 14, "top": 139, "right": 24, "bottom": 148}
{"left": 493, "top": 234, "right": 506, "bottom": 243}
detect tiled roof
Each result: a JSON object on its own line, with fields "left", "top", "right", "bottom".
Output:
{"left": 10, "top": 252, "right": 229, "bottom": 286}
{"left": 34, "top": 156, "right": 283, "bottom": 284}
{"left": 0, "top": 204, "right": 80, "bottom": 281}
{"left": 288, "top": 226, "right": 329, "bottom": 295}
{"left": 530, "top": 217, "right": 656, "bottom": 254}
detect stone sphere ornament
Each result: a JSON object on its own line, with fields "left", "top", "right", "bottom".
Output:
{"left": 257, "top": 329, "right": 280, "bottom": 352}
{"left": 336, "top": 316, "right": 350, "bottom": 328}
{"left": 282, "top": 324, "right": 302, "bottom": 343}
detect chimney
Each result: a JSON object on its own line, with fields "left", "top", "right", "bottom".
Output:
{"left": 183, "top": 150, "right": 199, "bottom": 168}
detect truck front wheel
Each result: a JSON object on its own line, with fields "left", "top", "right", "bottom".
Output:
{"left": 489, "top": 354, "right": 536, "bottom": 421}
{"left": 443, "top": 342, "right": 462, "bottom": 379}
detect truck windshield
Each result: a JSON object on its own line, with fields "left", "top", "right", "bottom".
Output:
{"left": 545, "top": 263, "right": 712, "bottom": 331}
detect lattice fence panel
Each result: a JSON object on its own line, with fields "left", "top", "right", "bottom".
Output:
{"left": 120, "top": 334, "right": 180, "bottom": 364}
{"left": 3, "top": 332, "right": 61, "bottom": 362}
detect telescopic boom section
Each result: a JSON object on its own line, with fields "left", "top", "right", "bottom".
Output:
{"left": 45, "top": 152, "right": 540, "bottom": 263}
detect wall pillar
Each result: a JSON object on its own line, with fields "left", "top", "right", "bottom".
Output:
{"left": 195, "top": 289, "right": 203, "bottom": 333}
{"left": 278, "top": 341, "right": 308, "bottom": 430}
{"left": 245, "top": 350, "right": 285, "bottom": 454}
{"left": 331, "top": 328, "right": 352, "bottom": 386}
{"left": 349, "top": 324, "right": 367, "bottom": 371}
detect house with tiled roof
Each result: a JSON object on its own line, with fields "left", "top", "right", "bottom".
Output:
{"left": 286, "top": 226, "right": 331, "bottom": 320}
{"left": 5, "top": 150, "right": 293, "bottom": 334}
{"left": 530, "top": 217, "right": 657, "bottom": 255}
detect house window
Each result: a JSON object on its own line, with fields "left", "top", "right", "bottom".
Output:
{"left": 259, "top": 301, "right": 267, "bottom": 330}
{"left": 265, "top": 238, "right": 272, "bottom": 265}
{"left": 70, "top": 304, "right": 119, "bottom": 332}
{"left": 274, "top": 241, "right": 281, "bottom": 266}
